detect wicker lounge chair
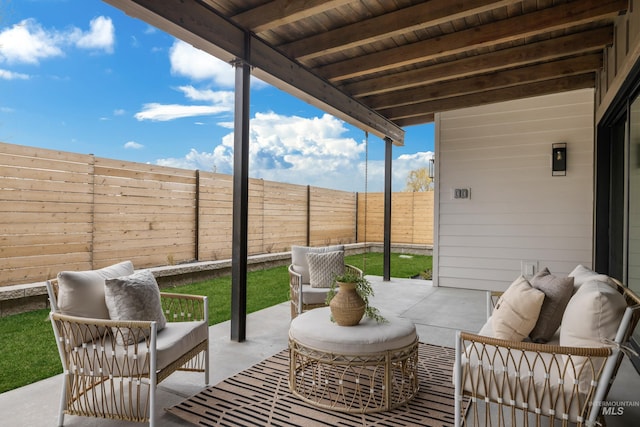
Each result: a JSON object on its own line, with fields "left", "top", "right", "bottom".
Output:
{"left": 454, "top": 269, "right": 640, "bottom": 427}
{"left": 289, "top": 245, "right": 363, "bottom": 319}
{"left": 46, "top": 261, "right": 209, "bottom": 427}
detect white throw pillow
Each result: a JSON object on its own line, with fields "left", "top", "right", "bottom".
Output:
{"left": 560, "top": 280, "right": 626, "bottom": 393}
{"left": 568, "top": 264, "right": 612, "bottom": 292}
{"left": 560, "top": 280, "right": 626, "bottom": 348}
{"left": 491, "top": 276, "right": 545, "bottom": 341}
{"left": 104, "top": 270, "right": 167, "bottom": 345}
{"left": 57, "top": 260, "right": 135, "bottom": 319}
{"left": 306, "top": 250, "right": 345, "bottom": 288}
{"left": 291, "top": 245, "right": 344, "bottom": 284}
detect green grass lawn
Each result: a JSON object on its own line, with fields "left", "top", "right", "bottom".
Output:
{"left": 0, "top": 252, "right": 431, "bottom": 393}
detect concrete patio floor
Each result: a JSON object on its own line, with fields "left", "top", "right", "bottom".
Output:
{"left": 1, "top": 276, "right": 638, "bottom": 426}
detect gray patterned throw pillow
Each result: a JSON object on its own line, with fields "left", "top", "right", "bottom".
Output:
{"left": 104, "top": 269, "right": 167, "bottom": 345}
{"left": 306, "top": 251, "right": 345, "bottom": 288}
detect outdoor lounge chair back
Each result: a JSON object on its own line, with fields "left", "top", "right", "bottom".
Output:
{"left": 288, "top": 245, "right": 363, "bottom": 319}
{"left": 454, "top": 277, "right": 640, "bottom": 427}
{"left": 46, "top": 262, "right": 209, "bottom": 427}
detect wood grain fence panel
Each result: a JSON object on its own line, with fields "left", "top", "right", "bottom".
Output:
{"left": 198, "top": 172, "right": 233, "bottom": 260}
{"left": 262, "top": 180, "right": 308, "bottom": 252}
{"left": 357, "top": 193, "right": 384, "bottom": 242}
{"left": 248, "top": 178, "right": 265, "bottom": 255}
{"left": 0, "top": 141, "right": 433, "bottom": 287}
{"left": 92, "top": 158, "right": 197, "bottom": 269}
{"left": 0, "top": 142, "right": 94, "bottom": 285}
{"left": 357, "top": 192, "right": 433, "bottom": 245}
{"left": 309, "top": 187, "right": 357, "bottom": 246}
{"left": 413, "top": 192, "right": 434, "bottom": 244}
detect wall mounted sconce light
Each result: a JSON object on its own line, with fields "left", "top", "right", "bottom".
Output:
{"left": 552, "top": 143, "right": 567, "bottom": 176}
{"left": 428, "top": 158, "right": 435, "bottom": 180}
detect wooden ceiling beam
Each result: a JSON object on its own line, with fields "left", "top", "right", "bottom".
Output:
{"left": 280, "top": 0, "right": 521, "bottom": 61}
{"left": 365, "top": 54, "right": 603, "bottom": 110}
{"left": 231, "top": 0, "right": 352, "bottom": 33}
{"left": 319, "top": 0, "right": 627, "bottom": 82}
{"left": 397, "top": 114, "right": 435, "bottom": 127}
{"left": 103, "top": 0, "right": 404, "bottom": 144}
{"left": 384, "top": 74, "right": 596, "bottom": 122}
{"left": 344, "top": 26, "right": 613, "bottom": 97}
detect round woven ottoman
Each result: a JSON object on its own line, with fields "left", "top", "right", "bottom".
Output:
{"left": 288, "top": 307, "right": 419, "bottom": 413}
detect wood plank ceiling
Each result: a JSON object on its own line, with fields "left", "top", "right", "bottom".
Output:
{"left": 110, "top": 0, "right": 627, "bottom": 140}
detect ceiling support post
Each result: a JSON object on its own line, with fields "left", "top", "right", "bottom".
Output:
{"left": 230, "top": 34, "right": 251, "bottom": 342}
{"left": 383, "top": 136, "right": 393, "bottom": 281}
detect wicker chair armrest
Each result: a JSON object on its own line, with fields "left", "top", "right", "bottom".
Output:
{"left": 160, "top": 292, "right": 208, "bottom": 323}
{"left": 50, "top": 312, "right": 155, "bottom": 358}
{"left": 51, "top": 312, "right": 154, "bottom": 329}
{"left": 459, "top": 331, "right": 612, "bottom": 357}
{"left": 345, "top": 264, "right": 363, "bottom": 277}
{"left": 289, "top": 264, "right": 302, "bottom": 289}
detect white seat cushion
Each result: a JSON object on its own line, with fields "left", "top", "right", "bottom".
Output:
{"left": 300, "top": 284, "right": 331, "bottom": 305}
{"left": 68, "top": 320, "right": 208, "bottom": 376}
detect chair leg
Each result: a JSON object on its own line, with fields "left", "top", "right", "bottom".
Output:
{"left": 454, "top": 331, "right": 462, "bottom": 427}
{"left": 56, "top": 373, "right": 68, "bottom": 427}
{"left": 204, "top": 344, "right": 210, "bottom": 386}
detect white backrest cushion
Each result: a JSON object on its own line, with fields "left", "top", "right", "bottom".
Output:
{"left": 491, "top": 276, "right": 545, "bottom": 341}
{"left": 568, "top": 264, "right": 612, "bottom": 292}
{"left": 291, "top": 245, "right": 344, "bottom": 284}
{"left": 57, "top": 260, "right": 134, "bottom": 319}
{"left": 560, "top": 280, "right": 626, "bottom": 348}
{"left": 560, "top": 279, "right": 626, "bottom": 393}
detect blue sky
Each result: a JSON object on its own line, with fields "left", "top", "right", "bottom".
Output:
{"left": 0, "top": 0, "right": 434, "bottom": 192}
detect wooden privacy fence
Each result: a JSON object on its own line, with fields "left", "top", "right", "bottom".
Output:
{"left": 0, "top": 142, "right": 432, "bottom": 287}
{"left": 357, "top": 192, "right": 434, "bottom": 245}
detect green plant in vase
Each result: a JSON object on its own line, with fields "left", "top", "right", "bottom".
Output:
{"left": 326, "top": 272, "right": 386, "bottom": 325}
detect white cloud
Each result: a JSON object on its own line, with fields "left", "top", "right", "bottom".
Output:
{"left": 135, "top": 103, "right": 231, "bottom": 121}
{"left": 0, "top": 17, "right": 114, "bottom": 66}
{"left": 0, "top": 69, "right": 29, "bottom": 80}
{"left": 169, "top": 40, "right": 235, "bottom": 86}
{"left": 179, "top": 85, "right": 234, "bottom": 104}
{"left": 0, "top": 19, "right": 64, "bottom": 64}
{"left": 154, "top": 111, "right": 434, "bottom": 191}
{"left": 156, "top": 112, "right": 371, "bottom": 190}
{"left": 169, "top": 40, "right": 266, "bottom": 88}
{"left": 134, "top": 86, "right": 234, "bottom": 121}
{"left": 113, "top": 109, "right": 125, "bottom": 116}
{"left": 73, "top": 16, "right": 115, "bottom": 53}
{"left": 156, "top": 148, "right": 219, "bottom": 171}
{"left": 124, "top": 141, "right": 144, "bottom": 149}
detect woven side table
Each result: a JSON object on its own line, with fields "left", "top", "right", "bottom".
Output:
{"left": 288, "top": 307, "right": 419, "bottom": 413}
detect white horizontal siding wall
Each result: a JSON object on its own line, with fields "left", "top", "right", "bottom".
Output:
{"left": 434, "top": 89, "right": 595, "bottom": 291}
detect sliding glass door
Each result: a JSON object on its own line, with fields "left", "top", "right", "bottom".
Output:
{"left": 628, "top": 97, "right": 640, "bottom": 351}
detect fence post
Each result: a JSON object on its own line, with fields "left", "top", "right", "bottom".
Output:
{"left": 195, "top": 170, "right": 200, "bottom": 261}
{"left": 355, "top": 192, "right": 359, "bottom": 243}
{"left": 90, "top": 154, "right": 96, "bottom": 270}
{"left": 306, "top": 185, "right": 311, "bottom": 246}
